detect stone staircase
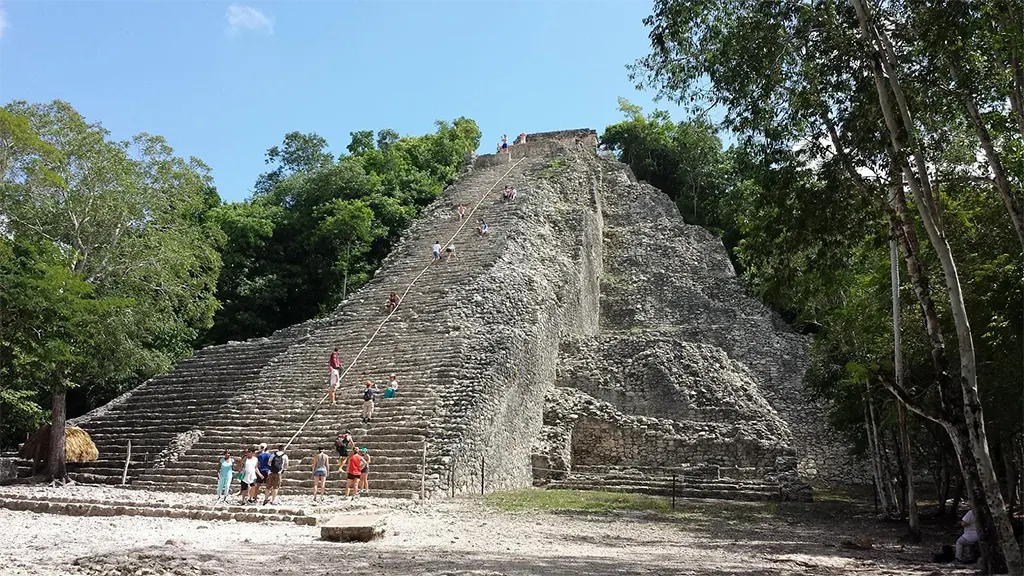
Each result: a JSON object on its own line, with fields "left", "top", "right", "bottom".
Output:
{"left": 7, "top": 130, "right": 841, "bottom": 510}
{"left": 542, "top": 465, "right": 792, "bottom": 502}
{"left": 30, "top": 152, "right": 553, "bottom": 499}
{"left": 16, "top": 337, "right": 300, "bottom": 483}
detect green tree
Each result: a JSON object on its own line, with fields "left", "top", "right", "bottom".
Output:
{"left": 208, "top": 119, "right": 480, "bottom": 344}
{"left": 0, "top": 100, "right": 222, "bottom": 475}
{"left": 629, "top": 1, "right": 1022, "bottom": 570}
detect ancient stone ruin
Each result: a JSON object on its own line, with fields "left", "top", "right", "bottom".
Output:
{"left": 23, "top": 129, "right": 861, "bottom": 500}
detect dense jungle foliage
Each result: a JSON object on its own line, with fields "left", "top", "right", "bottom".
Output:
{"left": 0, "top": 100, "right": 480, "bottom": 450}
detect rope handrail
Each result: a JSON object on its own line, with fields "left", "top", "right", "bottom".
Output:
{"left": 283, "top": 156, "right": 527, "bottom": 451}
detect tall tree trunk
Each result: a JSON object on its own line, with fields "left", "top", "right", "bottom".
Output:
{"left": 866, "top": 388, "right": 896, "bottom": 517}
{"left": 850, "top": 2, "right": 1022, "bottom": 570}
{"left": 1003, "top": 437, "right": 1019, "bottom": 515}
{"left": 897, "top": 403, "right": 920, "bottom": 538}
{"left": 938, "top": 455, "right": 950, "bottom": 516}
{"left": 48, "top": 374, "right": 67, "bottom": 481}
{"left": 952, "top": 472, "right": 965, "bottom": 517}
{"left": 890, "top": 233, "right": 920, "bottom": 539}
{"left": 949, "top": 63, "right": 1024, "bottom": 250}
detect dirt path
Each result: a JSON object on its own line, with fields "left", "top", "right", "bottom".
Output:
{"left": 0, "top": 486, "right": 975, "bottom": 576}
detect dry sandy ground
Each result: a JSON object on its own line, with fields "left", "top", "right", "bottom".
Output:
{"left": 0, "top": 485, "right": 977, "bottom": 576}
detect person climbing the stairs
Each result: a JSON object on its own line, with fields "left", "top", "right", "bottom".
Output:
{"left": 445, "top": 241, "right": 457, "bottom": 262}
{"left": 328, "top": 348, "right": 342, "bottom": 405}
{"left": 456, "top": 204, "right": 466, "bottom": 221}
{"left": 432, "top": 240, "right": 442, "bottom": 262}
{"left": 385, "top": 291, "right": 401, "bottom": 313}
{"left": 361, "top": 381, "right": 378, "bottom": 423}
{"left": 215, "top": 450, "right": 234, "bottom": 504}
{"left": 263, "top": 444, "right": 289, "bottom": 505}
{"left": 344, "top": 448, "right": 365, "bottom": 500}
{"left": 335, "top": 431, "right": 354, "bottom": 463}
{"left": 311, "top": 447, "right": 330, "bottom": 503}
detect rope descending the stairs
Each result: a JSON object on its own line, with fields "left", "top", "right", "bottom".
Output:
{"left": 283, "top": 155, "right": 527, "bottom": 452}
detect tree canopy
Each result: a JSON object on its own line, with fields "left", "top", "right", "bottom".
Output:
{"left": 0, "top": 99, "right": 481, "bottom": 458}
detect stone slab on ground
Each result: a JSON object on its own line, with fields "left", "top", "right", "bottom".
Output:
{"left": 321, "top": 512, "right": 388, "bottom": 542}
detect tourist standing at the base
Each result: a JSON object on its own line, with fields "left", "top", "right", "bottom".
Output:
{"left": 344, "top": 449, "right": 365, "bottom": 500}
{"left": 239, "top": 447, "right": 259, "bottom": 505}
{"left": 216, "top": 450, "right": 233, "bottom": 503}
{"left": 263, "top": 444, "right": 288, "bottom": 505}
{"left": 311, "top": 447, "right": 330, "bottom": 502}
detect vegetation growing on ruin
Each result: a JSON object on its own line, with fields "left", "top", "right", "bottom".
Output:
{"left": 613, "top": 0, "right": 1024, "bottom": 572}
{"left": 0, "top": 101, "right": 480, "bottom": 454}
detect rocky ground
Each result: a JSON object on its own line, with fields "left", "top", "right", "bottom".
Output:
{"left": 0, "top": 484, "right": 975, "bottom": 576}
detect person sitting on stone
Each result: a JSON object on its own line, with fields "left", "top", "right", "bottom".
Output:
{"left": 507, "top": 186, "right": 517, "bottom": 202}
{"left": 955, "top": 507, "right": 979, "bottom": 563}
{"left": 385, "top": 291, "right": 401, "bottom": 313}
{"left": 477, "top": 220, "right": 489, "bottom": 236}
{"left": 456, "top": 204, "right": 467, "bottom": 221}
{"left": 383, "top": 374, "right": 399, "bottom": 400}
{"left": 502, "top": 185, "right": 512, "bottom": 202}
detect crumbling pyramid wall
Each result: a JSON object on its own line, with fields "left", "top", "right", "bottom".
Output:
{"left": 53, "top": 130, "right": 861, "bottom": 498}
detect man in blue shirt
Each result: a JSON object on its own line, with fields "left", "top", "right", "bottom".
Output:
{"left": 255, "top": 443, "right": 272, "bottom": 501}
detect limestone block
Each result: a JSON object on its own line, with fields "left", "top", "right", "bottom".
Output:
{"left": 0, "top": 458, "right": 18, "bottom": 484}
{"left": 321, "top": 513, "right": 388, "bottom": 542}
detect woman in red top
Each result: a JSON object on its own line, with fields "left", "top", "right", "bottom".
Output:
{"left": 344, "top": 449, "right": 364, "bottom": 500}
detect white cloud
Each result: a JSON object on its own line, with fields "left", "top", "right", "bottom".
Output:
{"left": 0, "top": 1, "right": 9, "bottom": 40}
{"left": 225, "top": 4, "right": 273, "bottom": 36}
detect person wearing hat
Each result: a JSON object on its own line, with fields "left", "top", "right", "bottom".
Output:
{"left": 358, "top": 447, "right": 371, "bottom": 494}
{"left": 361, "top": 381, "right": 378, "bottom": 423}
{"left": 383, "top": 374, "right": 399, "bottom": 400}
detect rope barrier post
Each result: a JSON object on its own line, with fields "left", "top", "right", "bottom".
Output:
{"left": 480, "top": 456, "right": 485, "bottom": 495}
{"left": 121, "top": 440, "right": 131, "bottom": 485}
{"left": 420, "top": 442, "right": 427, "bottom": 501}
{"left": 450, "top": 461, "right": 456, "bottom": 498}
{"left": 672, "top": 474, "right": 677, "bottom": 510}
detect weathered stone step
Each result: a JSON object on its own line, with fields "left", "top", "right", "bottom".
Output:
{"left": 545, "top": 482, "right": 783, "bottom": 502}
{"left": 0, "top": 495, "right": 316, "bottom": 525}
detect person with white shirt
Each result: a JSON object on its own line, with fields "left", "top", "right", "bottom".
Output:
{"left": 956, "top": 508, "right": 979, "bottom": 562}
{"left": 238, "top": 447, "right": 260, "bottom": 505}
{"left": 432, "top": 240, "right": 442, "bottom": 262}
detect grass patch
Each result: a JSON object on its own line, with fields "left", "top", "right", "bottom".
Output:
{"left": 539, "top": 158, "right": 568, "bottom": 179}
{"left": 485, "top": 489, "right": 671, "bottom": 513}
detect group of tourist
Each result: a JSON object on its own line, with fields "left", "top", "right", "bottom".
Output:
{"left": 216, "top": 442, "right": 289, "bottom": 506}
{"left": 213, "top": 141, "right": 527, "bottom": 507}
{"left": 309, "top": 430, "right": 372, "bottom": 502}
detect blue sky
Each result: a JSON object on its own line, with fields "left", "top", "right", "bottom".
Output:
{"left": 0, "top": 1, "right": 686, "bottom": 202}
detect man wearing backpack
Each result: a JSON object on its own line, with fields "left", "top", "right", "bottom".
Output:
{"left": 262, "top": 444, "right": 289, "bottom": 505}
{"left": 361, "top": 381, "right": 378, "bottom": 424}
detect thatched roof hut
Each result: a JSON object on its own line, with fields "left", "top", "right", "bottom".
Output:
{"left": 18, "top": 425, "right": 99, "bottom": 465}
